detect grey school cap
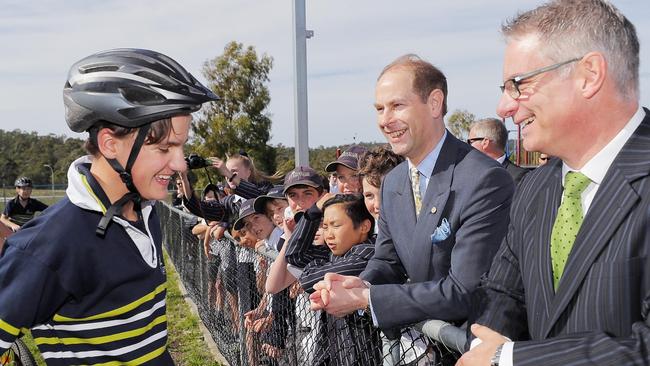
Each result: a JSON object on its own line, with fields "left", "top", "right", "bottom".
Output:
{"left": 283, "top": 166, "right": 323, "bottom": 194}
{"left": 253, "top": 185, "right": 286, "bottom": 213}
{"left": 233, "top": 198, "right": 257, "bottom": 230}
{"left": 325, "top": 145, "right": 368, "bottom": 172}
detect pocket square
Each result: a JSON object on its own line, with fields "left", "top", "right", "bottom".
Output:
{"left": 431, "top": 218, "right": 451, "bottom": 244}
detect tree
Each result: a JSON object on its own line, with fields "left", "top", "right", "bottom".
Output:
{"left": 192, "top": 42, "right": 276, "bottom": 178}
{"left": 446, "top": 109, "right": 476, "bottom": 141}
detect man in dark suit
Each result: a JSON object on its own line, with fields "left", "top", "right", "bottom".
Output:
{"left": 458, "top": 1, "right": 650, "bottom": 365}
{"left": 309, "top": 55, "right": 514, "bottom": 335}
{"left": 468, "top": 118, "right": 529, "bottom": 185}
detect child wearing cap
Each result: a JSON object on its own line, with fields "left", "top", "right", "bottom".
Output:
{"left": 325, "top": 145, "right": 367, "bottom": 195}
{"left": 233, "top": 198, "right": 295, "bottom": 364}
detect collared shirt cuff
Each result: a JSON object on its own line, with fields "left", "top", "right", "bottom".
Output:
{"left": 499, "top": 342, "right": 514, "bottom": 366}
{"left": 367, "top": 287, "right": 379, "bottom": 327}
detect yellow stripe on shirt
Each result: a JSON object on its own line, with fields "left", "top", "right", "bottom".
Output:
{"left": 54, "top": 284, "right": 166, "bottom": 323}
{"left": 35, "top": 315, "right": 166, "bottom": 346}
{"left": 90, "top": 345, "right": 167, "bottom": 366}
{"left": 0, "top": 319, "right": 20, "bottom": 336}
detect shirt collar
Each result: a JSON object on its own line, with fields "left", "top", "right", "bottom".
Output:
{"left": 408, "top": 130, "right": 447, "bottom": 177}
{"left": 496, "top": 154, "right": 507, "bottom": 164}
{"left": 562, "top": 106, "right": 645, "bottom": 185}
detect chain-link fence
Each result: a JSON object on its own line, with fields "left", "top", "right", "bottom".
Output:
{"left": 158, "top": 202, "right": 465, "bottom": 366}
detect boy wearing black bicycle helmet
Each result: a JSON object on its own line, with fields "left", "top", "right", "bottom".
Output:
{"left": 0, "top": 48, "right": 218, "bottom": 365}
{"left": 0, "top": 177, "right": 48, "bottom": 232}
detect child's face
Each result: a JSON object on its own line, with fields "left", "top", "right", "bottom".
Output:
{"left": 243, "top": 213, "right": 275, "bottom": 240}
{"left": 265, "top": 199, "right": 288, "bottom": 227}
{"left": 237, "top": 228, "right": 258, "bottom": 249}
{"left": 362, "top": 178, "right": 381, "bottom": 220}
{"left": 314, "top": 224, "right": 326, "bottom": 246}
{"left": 226, "top": 158, "right": 251, "bottom": 181}
{"left": 335, "top": 165, "right": 362, "bottom": 194}
{"left": 322, "top": 203, "right": 368, "bottom": 256}
{"left": 122, "top": 115, "right": 190, "bottom": 201}
{"left": 286, "top": 186, "right": 321, "bottom": 212}
{"left": 16, "top": 186, "right": 32, "bottom": 200}
{"left": 204, "top": 191, "right": 217, "bottom": 201}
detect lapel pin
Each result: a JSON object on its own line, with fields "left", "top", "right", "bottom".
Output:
{"left": 430, "top": 207, "right": 437, "bottom": 214}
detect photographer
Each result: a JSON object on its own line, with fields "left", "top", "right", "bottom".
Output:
{"left": 210, "top": 153, "right": 274, "bottom": 199}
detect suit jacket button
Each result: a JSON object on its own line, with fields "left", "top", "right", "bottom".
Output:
{"left": 431, "top": 207, "right": 437, "bottom": 214}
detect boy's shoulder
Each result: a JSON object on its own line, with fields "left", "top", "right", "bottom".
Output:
{"left": 343, "top": 241, "right": 375, "bottom": 259}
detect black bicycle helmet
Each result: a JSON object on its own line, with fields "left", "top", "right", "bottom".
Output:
{"left": 63, "top": 48, "right": 219, "bottom": 132}
{"left": 63, "top": 48, "right": 219, "bottom": 236}
{"left": 14, "top": 177, "right": 32, "bottom": 188}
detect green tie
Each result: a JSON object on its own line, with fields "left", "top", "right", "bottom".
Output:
{"left": 410, "top": 166, "right": 422, "bottom": 215}
{"left": 550, "top": 171, "right": 591, "bottom": 290}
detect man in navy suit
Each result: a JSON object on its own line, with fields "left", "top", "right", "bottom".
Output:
{"left": 310, "top": 55, "right": 514, "bottom": 339}
{"left": 459, "top": 1, "right": 650, "bottom": 365}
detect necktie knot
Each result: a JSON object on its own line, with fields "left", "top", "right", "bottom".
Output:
{"left": 563, "top": 171, "right": 591, "bottom": 198}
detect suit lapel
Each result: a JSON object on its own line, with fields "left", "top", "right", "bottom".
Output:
{"left": 389, "top": 163, "right": 419, "bottom": 271}
{"left": 529, "top": 162, "right": 562, "bottom": 337}
{"left": 542, "top": 110, "right": 650, "bottom": 338}
{"left": 412, "top": 134, "right": 455, "bottom": 280}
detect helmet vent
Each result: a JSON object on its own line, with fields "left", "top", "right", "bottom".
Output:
{"left": 120, "top": 86, "right": 165, "bottom": 105}
{"left": 134, "top": 71, "right": 175, "bottom": 87}
{"left": 81, "top": 65, "right": 120, "bottom": 74}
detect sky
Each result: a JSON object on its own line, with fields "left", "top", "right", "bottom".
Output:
{"left": 1, "top": 0, "right": 648, "bottom": 148}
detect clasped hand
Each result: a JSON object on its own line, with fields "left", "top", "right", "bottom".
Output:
{"left": 309, "top": 273, "right": 369, "bottom": 317}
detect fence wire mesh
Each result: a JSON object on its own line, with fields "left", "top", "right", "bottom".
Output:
{"left": 158, "top": 202, "right": 463, "bottom": 366}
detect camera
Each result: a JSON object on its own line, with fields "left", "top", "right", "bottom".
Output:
{"left": 185, "top": 154, "right": 211, "bottom": 170}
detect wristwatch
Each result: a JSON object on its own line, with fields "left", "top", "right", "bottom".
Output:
{"left": 362, "top": 280, "right": 371, "bottom": 313}
{"left": 491, "top": 344, "right": 504, "bottom": 366}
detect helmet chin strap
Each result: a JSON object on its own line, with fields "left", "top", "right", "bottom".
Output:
{"left": 97, "top": 124, "right": 151, "bottom": 237}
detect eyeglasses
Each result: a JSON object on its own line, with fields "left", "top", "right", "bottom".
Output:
{"left": 499, "top": 57, "right": 582, "bottom": 99}
{"left": 466, "top": 137, "right": 485, "bottom": 144}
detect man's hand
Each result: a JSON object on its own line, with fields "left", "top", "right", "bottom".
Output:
{"left": 456, "top": 324, "right": 508, "bottom": 366}
{"left": 309, "top": 273, "right": 369, "bottom": 317}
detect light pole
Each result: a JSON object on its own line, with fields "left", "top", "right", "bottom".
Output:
{"left": 43, "top": 164, "right": 54, "bottom": 194}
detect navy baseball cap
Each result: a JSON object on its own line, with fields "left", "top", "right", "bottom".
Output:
{"left": 254, "top": 185, "right": 286, "bottom": 213}
{"left": 233, "top": 198, "right": 257, "bottom": 230}
{"left": 283, "top": 166, "right": 323, "bottom": 194}
{"left": 325, "top": 145, "right": 368, "bottom": 172}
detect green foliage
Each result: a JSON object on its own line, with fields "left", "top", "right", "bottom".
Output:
{"left": 192, "top": 42, "right": 276, "bottom": 182}
{"left": 446, "top": 109, "right": 476, "bottom": 141}
{"left": 0, "top": 129, "right": 86, "bottom": 188}
{"left": 273, "top": 142, "right": 387, "bottom": 177}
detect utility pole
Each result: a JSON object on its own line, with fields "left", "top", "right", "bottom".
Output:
{"left": 44, "top": 164, "right": 54, "bottom": 194}
{"left": 292, "top": 0, "right": 313, "bottom": 167}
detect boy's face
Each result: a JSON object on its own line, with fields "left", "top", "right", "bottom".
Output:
{"left": 335, "top": 165, "right": 362, "bottom": 194}
{"left": 285, "top": 186, "right": 321, "bottom": 212}
{"left": 16, "top": 186, "right": 32, "bottom": 200}
{"left": 322, "top": 203, "right": 369, "bottom": 256}
{"left": 362, "top": 178, "right": 381, "bottom": 220}
{"left": 243, "top": 213, "right": 275, "bottom": 240}
{"left": 265, "top": 199, "right": 288, "bottom": 227}
{"left": 204, "top": 191, "right": 217, "bottom": 201}
{"left": 122, "top": 115, "right": 190, "bottom": 201}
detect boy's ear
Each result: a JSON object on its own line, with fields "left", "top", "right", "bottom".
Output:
{"left": 96, "top": 128, "right": 119, "bottom": 159}
{"left": 360, "top": 219, "right": 372, "bottom": 234}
